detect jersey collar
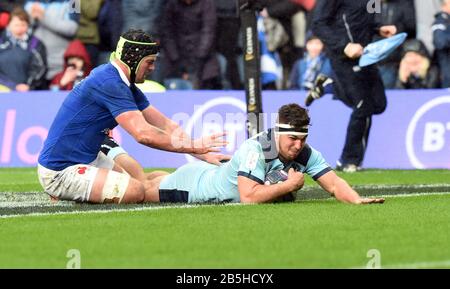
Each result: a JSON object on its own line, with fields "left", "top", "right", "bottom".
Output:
{"left": 111, "top": 60, "right": 131, "bottom": 87}
{"left": 255, "top": 129, "right": 279, "bottom": 163}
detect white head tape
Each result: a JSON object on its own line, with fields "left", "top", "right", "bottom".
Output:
{"left": 274, "top": 123, "right": 309, "bottom": 136}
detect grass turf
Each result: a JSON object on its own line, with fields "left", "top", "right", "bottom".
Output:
{"left": 0, "top": 194, "right": 449, "bottom": 268}
{"left": 0, "top": 168, "right": 449, "bottom": 268}
{"left": 2, "top": 168, "right": 450, "bottom": 191}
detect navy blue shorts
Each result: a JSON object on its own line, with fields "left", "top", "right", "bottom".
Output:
{"left": 159, "top": 189, "right": 189, "bottom": 203}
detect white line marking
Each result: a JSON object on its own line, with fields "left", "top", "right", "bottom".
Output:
{"left": 377, "top": 192, "right": 450, "bottom": 198}
{"left": 314, "top": 192, "right": 450, "bottom": 203}
{"left": 0, "top": 192, "right": 449, "bottom": 219}
{"left": 0, "top": 203, "right": 248, "bottom": 219}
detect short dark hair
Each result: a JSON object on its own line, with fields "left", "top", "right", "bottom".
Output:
{"left": 9, "top": 7, "right": 29, "bottom": 24}
{"left": 402, "top": 39, "right": 429, "bottom": 59}
{"left": 278, "top": 103, "right": 310, "bottom": 130}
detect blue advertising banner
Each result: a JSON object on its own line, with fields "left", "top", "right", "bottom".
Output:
{"left": 1, "top": 89, "right": 449, "bottom": 169}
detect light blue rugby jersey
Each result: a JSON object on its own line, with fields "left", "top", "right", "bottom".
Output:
{"left": 160, "top": 129, "right": 332, "bottom": 203}
{"left": 38, "top": 63, "right": 150, "bottom": 171}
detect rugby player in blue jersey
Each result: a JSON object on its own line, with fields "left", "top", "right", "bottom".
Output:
{"left": 37, "top": 29, "right": 228, "bottom": 204}
{"left": 144, "top": 104, "right": 385, "bottom": 204}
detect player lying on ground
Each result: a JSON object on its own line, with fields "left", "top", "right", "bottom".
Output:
{"left": 133, "top": 104, "right": 385, "bottom": 204}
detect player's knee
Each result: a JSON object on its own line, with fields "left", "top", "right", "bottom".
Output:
{"left": 146, "top": 170, "right": 170, "bottom": 181}
{"left": 142, "top": 178, "right": 161, "bottom": 202}
{"left": 122, "top": 178, "right": 145, "bottom": 203}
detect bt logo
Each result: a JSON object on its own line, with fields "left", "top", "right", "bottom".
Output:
{"left": 422, "top": 122, "right": 450, "bottom": 152}
{"left": 406, "top": 96, "right": 450, "bottom": 169}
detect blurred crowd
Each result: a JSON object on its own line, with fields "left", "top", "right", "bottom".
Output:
{"left": 0, "top": 0, "right": 449, "bottom": 92}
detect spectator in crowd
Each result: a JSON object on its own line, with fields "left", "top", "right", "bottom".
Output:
{"left": 122, "top": 0, "right": 166, "bottom": 38}
{"left": 1, "top": 1, "right": 28, "bottom": 32}
{"left": 50, "top": 39, "right": 92, "bottom": 91}
{"left": 75, "top": 0, "right": 103, "bottom": 66}
{"left": 121, "top": 0, "right": 167, "bottom": 83}
{"left": 96, "top": 0, "right": 123, "bottom": 65}
{"left": 312, "top": 0, "right": 397, "bottom": 172}
{"left": 395, "top": 39, "right": 440, "bottom": 89}
{"left": 289, "top": 34, "right": 332, "bottom": 90}
{"left": 0, "top": 7, "right": 47, "bottom": 91}
{"left": 258, "top": 16, "right": 283, "bottom": 90}
{"left": 25, "top": 0, "right": 79, "bottom": 82}
{"left": 214, "top": 0, "right": 243, "bottom": 90}
{"left": 415, "top": 0, "right": 441, "bottom": 54}
{"left": 375, "top": 0, "right": 417, "bottom": 89}
{"left": 432, "top": 0, "right": 450, "bottom": 88}
{"left": 259, "top": 0, "right": 315, "bottom": 88}
{"left": 0, "top": 0, "right": 27, "bottom": 13}
{"left": 161, "top": 0, "right": 221, "bottom": 90}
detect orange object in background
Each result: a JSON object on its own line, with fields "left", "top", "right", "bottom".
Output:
{"left": 290, "top": 0, "right": 316, "bottom": 11}
{"left": 0, "top": 12, "right": 10, "bottom": 30}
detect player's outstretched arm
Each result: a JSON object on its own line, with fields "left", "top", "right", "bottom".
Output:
{"left": 141, "top": 105, "right": 230, "bottom": 164}
{"left": 116, "top": 110, "right": 226, "bottom": 154}
{"left": 316, "top": 171, "right": 384, "bottom": 204}
{"left": 238, "top": 169, "right": 304, "bottom": 203}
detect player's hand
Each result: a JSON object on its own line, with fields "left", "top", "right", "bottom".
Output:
{"left": 285, "top": 168, "right": 304, "bottom": 192}
{"left": 379, "top": 25, "right": 397, "bottom": 38}
{"left": 355, "top": 197, "right": 385, "bottom": 204}
{"left": 195, "top": 153, "right": 232, "bottom": 166}
{"left": 398, "top": 59, "right": 411, "bottom": 82}
{"left": 192, "top": 132, "right": 228, "bottom": 154}
{"left": 31, "top": 3, "right": 45, "bottom": 21}
{"left": 344, "top": 43, "right": 364, "bottom": 59}
{"left": 260, "top": 8, "right": 269, "bottom": 18}
{"left": 15, "top": 83, "right": 30, "bottom": 92}
{"left": 60, "top": 66, "right": 80, "bottom": 87}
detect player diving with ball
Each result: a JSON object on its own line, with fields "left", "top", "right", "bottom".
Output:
{"left": 144, "top": 103, "right": 385, "bottom": 205}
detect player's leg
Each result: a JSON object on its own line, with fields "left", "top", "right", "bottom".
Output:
{"left": 142, "top": 163, "right": 199, "bottom": 203}
{"left": 145, "top": 171, "right": 170, "bottom": 181}
{"left": 87, "top": 167, "right": 143, "bottom": 203}
{"left": 114, "top": 154, "right": 169, "bottom": 182}
{"left": 113, "top": 153, "right": 146, "bottom": 181}
{"left": 142, "top": 174, "right": 169, "bottom": 202}
{"left": 90, "top": 151, "right": 147, "bottom": 203}
{"left": 100, "top": 136, "right": 147, "bottom": 181}
{"left": 152, "top": 162, "right": 214, "bottom": 204}
{"left": 101, "top": 135, "right": 167, "bottom": 182}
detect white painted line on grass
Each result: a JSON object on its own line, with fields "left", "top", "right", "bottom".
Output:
{"left": 377, "top": 191, "right": 450, "bottom": 198}
{"left": 314, "top": 191, "right": 450, "bottom": 203}
{"left": 1, "top": 191, "right": 449, "bottom": 219}
{"left": 0, "top": 202, "right": 248, "bottom": 219}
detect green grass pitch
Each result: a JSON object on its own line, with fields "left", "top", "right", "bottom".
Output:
{"left": 0, "top": 168, "right": 449, "bottom": 268}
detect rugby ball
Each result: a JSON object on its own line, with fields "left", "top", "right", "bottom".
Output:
{"left": 265, "top": 170, "right": 297, "bottom": 202}
{"left": 264, "top": 169, "right": 288, "bottom": 185}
